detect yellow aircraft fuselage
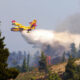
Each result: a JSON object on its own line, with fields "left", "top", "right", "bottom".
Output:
{"left": 11, "top": 19, "right": 37, "bottom": 32}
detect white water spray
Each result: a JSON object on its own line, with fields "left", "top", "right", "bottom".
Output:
{"left": 21, "top": 29, "right": 80, "bottom": 49}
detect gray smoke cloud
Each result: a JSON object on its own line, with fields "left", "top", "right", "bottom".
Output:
{"left": 56, "top": 13, "right": 80, "bottom": 34}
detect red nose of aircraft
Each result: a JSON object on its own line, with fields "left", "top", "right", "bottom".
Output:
{"left": 12, "top": 20, "right": 16, "bottom": 25}
{"left": 12, "top": 20, "right": 16, "bottom": 23}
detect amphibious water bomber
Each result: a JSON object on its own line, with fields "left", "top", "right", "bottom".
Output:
{"left": 11, "top": 19, "right": 37, "bottom": 32}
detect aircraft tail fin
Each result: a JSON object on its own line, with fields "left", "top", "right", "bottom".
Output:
{"left": 29, "top": 19, "right": 37, "bottom": 29}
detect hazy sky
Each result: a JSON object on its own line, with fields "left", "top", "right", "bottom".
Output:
{"left": 0, "top": 0, "right": 80, "bottom": 52}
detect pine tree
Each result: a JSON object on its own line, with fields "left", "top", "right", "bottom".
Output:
{"left": 0, "top": 32, "right": 19, "bottom": 80}
{"left": 77, "top": 44, "right": 80, "bottom": 58}
{"left": 0, "top": 32, "right": 10, "bottom": 80}
{"left": 63, "top": 57, "right": 79, "bottom": 80}
{"left": 21, "top": 56, "right": 27, "bottom": 72}
{"left": 62, "top": 52, "right": 66, "bottom": 62}
{"left": 27, "top": 53, "right": 30, "bottom": 72}
{"left": 39, "top": 51, "right": 48, "bottom": 73}
{"left": 70, "top": 43, "right": 77, "bottom": 58}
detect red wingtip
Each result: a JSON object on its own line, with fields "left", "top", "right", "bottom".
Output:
{"left": 12, "top": 20, "right": 16, "bottom": 23}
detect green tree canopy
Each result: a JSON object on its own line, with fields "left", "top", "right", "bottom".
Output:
{"left": 21, "top": 56, "right": 27, "bottom": 72}
{"left": 39, "top": 51, "right": 48, "bottom": 73}
{"left": 63, "top": 57, "right": 80, "bottom": 80}
{"left": 70, "top": 43, "right": 77, "bottom": 58}
{"left": 62, "top": 51, "right": 66, "bottom": 62}
{"left": 0, "top": 32, "right": 19, "bottom": 80}
{"left": 48, "top": 72, "right": 61, "bottom": 80}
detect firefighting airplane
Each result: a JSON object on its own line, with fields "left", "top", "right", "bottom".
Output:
{"left": 11, "top": 19, "right": 37, "bottom": 32}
